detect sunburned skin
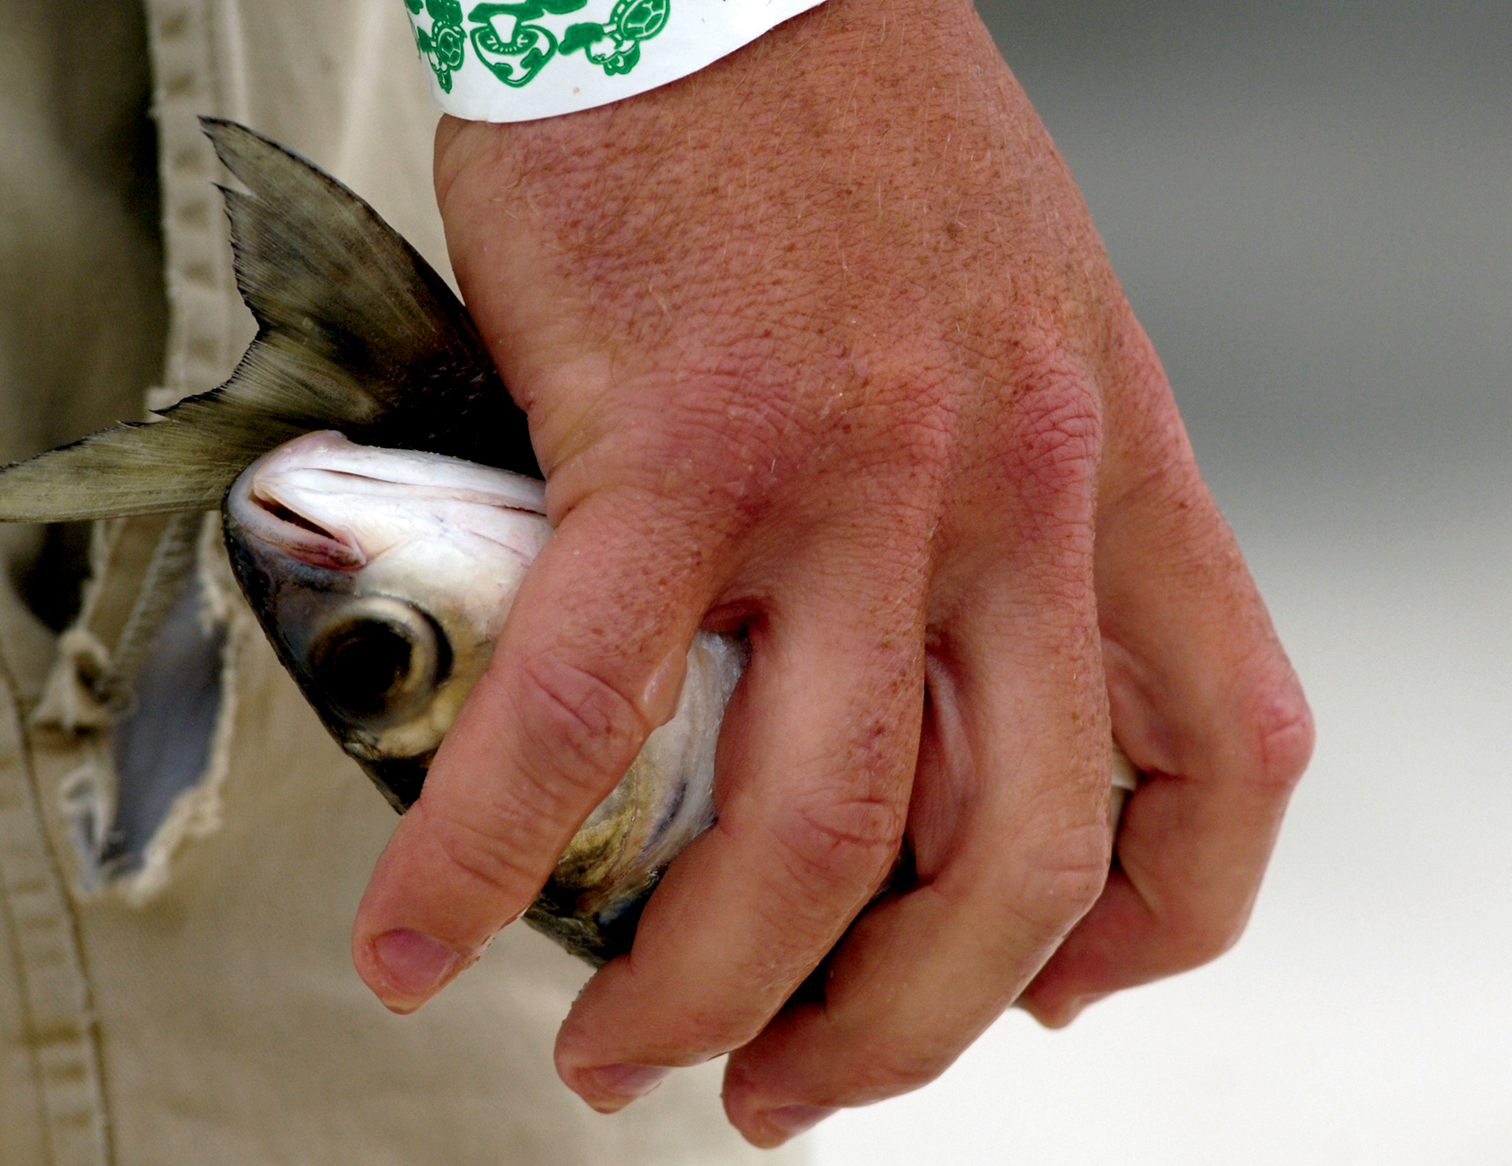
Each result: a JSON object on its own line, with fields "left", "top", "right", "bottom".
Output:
{"left": 223, "top": 431, "right": 1136, "bottom": 965}
{"left": 0, "top": 119, "right": 1140, "bottom": 972}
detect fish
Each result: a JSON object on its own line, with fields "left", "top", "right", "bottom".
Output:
{"left": 224, "top": 429, "right": 745, "bottom": 961}
{"left": 0, "top": 120, "right": 1138, "bottom": 964}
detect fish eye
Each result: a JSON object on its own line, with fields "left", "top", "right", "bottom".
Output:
{"left": 306, "top": 597, "right": 450, "bottom": 728}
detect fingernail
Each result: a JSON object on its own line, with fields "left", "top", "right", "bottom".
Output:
{"left": 760, "top": 1104, "right": 837, "bottom": 1141}
{"left": 640, "top": 648, "right": 688, "bottom": 725}
{"left": 577, "top": 1063, "right": 672, "bottom": 1108}
{"left": 372, "top": 929, "right": 463, "bottom": 999}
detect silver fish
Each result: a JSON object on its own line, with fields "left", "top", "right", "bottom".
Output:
{"left": 220, "top": 429, "right": 1136, "bottom": 963}
{"left": 0, "top": 120, "right": 1137, "bottom": 965}
{"left": 224, "top": 429, "right": 744, "bottom": 961}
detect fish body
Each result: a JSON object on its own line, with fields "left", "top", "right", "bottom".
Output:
{"left": 224, "top": 430, "right": 745, "bottom": 963}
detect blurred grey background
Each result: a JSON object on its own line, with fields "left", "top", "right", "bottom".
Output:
{"left": 815, "top": 2, "right": 1512, "bottom": 1163}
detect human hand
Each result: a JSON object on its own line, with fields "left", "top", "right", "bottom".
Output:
{"left": 350, "top": 0, "right": 1313, "bottom": 1145}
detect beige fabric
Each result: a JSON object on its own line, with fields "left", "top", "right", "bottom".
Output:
{"left": 0, "top": 659, "right": 108, "bottom": 1166}
{"left": 0, "top": 1, "right": 809, "bottom": 1162}
{"left": 0, "top": 0, "right": 169, "bottom": 704}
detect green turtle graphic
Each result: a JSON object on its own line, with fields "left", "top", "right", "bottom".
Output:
{"left": 459, "top": 0, "right": 669, "bottom": 87}
{"left": 407, "top": 0, "right": 468, "bottom": 92}
{"left": 560, "top": 0, "right": 669, "bottom": 76}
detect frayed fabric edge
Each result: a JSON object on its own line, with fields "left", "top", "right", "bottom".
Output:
{"left": 108, "top": 513, "right": 247, "bottom": 908}
{"left": 31, "top": 513, "right": 250, "bottom": 908}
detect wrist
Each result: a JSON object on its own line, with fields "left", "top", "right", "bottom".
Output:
{"left": 433, "top": 0, "right": 1003, "bottom": 180}
{"left": 431, "top": 0, "right": 1033, "bottom": 432}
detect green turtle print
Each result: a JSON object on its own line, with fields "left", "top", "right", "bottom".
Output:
{"left": 465, "top": 0, "right": 668, "bottom": 85}
{"left": 406, "top": 0, "right": 467, "bottom": 92}
{"left": 558, "top": 0, "right": 670, "bottom": 76}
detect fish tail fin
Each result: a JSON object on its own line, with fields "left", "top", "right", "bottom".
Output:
{"left": 0, "top": 120, "right": 536, "bottom": 524}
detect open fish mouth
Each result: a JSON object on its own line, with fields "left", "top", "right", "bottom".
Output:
{"left": 227, "top": 429, "right": 547, "bottom": 570}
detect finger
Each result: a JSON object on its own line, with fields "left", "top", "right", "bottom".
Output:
{"left": 1019, "top": 332, "right": 1314, "bottom": 1025}
{"left": 550, "top": 543, "right": 926, "bottom": 1114}
{"left": 718, "top": 513, "right": 1111, "bottom": 1146}
{"left": 351, "top": 488, "right": 726, "bottom": 1011}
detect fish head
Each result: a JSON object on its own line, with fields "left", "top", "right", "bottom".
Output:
{"left": 224, "top": 430, "right": 745, "bottom": 963}
{"left": 223, "top": 430, "right": 550, "bottom": 811}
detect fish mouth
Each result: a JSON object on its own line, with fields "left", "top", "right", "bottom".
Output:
{"left": 226, "top": 429, "right": 551, "bottom": 572}
{"left": 227, "top": 433, "right": 368, "bottom": 571}
{"left": 239, "top": 487, "right": 366, "bottom": 570}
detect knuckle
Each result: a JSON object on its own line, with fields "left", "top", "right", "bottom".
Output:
{"left": 424, "top": 802, "right": 545, "bottom": 904}
{"left": 637, "top": 376, "right": 788, "bottom": 481}
{"left": 1220, "top": 649, "right": 1316, "bottom": 799}
{"left": 512, "top": 652, "right": 652, "bottom": 800}
{"left": 1004, "top": 822, "right": 1111, "bottom": 940}
{"left": 1006, "top": 364, "right": 1102, "bottom": 497}
{"left": 1246, "top": 674, "right": 1316, "bottom": 794}
{"left": 768, "top": 794, "right": 908, "bottom": 922}
{"left": 579, "top": 375, "right": 802, "bottom": 545}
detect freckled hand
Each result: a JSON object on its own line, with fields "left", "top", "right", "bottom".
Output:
{"left": 351, "top": 0, "right": 1314, "bottom": 1147}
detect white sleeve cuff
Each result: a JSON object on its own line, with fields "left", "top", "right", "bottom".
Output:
{"left": 403, "top": 0, "right": 829, "bottom": 123}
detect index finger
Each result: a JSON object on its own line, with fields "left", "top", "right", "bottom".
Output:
{"left": 350, "top": 488, "right": 724, "bottom": 1009}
